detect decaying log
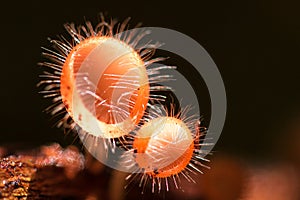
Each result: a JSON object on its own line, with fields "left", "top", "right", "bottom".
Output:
{"left": 0, "top": 143, "right": 110, "bottom": 200}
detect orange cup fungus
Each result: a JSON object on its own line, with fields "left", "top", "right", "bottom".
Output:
{"left": 60, "top": 36, "right": 149, "bottom": 138}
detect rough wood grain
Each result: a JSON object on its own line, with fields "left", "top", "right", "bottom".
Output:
{"left": 0, "top": 143, "right": 108, "bottom": 200}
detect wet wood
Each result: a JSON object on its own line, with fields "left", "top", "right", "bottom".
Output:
{"left": 0, "top": 143, "right": 108, "bottom": 200}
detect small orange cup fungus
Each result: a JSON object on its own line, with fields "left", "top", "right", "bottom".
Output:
{"left": 133, "top": 117, "right": 194, "bottom": 178}
{"left": 60, "top": 36, "right": 149, "bottom": 138}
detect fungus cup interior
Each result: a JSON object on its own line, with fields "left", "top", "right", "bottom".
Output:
{"left": 60, "top": 36, "right": 150, "bottom": 138}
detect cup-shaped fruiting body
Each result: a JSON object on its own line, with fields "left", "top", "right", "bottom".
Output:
{"left": 124, "top": 112, "right": 210, "bottom": 193}
{"left": 133, "top": 117, "right": 194, "bottom": 178}
{"left": 60, "top": 36, "right": 149, "bottom": 138}
{"left": 38, "top": 16, "right": 175, "bottom": 144}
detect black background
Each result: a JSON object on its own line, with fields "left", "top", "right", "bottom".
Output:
{"left": 1, "top": 0, "right": 300, "bottom": 161}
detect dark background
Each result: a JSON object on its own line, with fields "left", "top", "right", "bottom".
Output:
{"left": 1, "top": 0, "right": 300, "bottom": 161}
